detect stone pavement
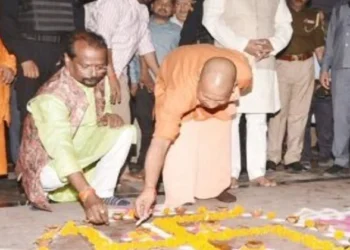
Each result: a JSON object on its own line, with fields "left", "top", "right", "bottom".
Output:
{"left": 1, "top": 176, "right": 350, "bottom": 249}
{"left": 0, "top": 164, "right": 347, "bottom": 207}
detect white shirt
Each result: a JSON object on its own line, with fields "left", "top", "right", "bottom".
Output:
{"left": 314, "top": 55, "right": 321, "bottom": 79}
{"left": 170, "top": 16, "right": 183, "bottom": 28}
{"left": 85, "top": 0, "right": 155, "bottom": 77}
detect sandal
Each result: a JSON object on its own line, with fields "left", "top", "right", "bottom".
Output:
{"left": 130, "top": 170, "right": 145, "bottom": 180}
{"left": 120, "top": 171, "right": 143, "bottom": 182}
{"left": 102, "top": 197, "right": 130, "bottom": 206}
{"left": 250, "top": 176, "right": 277, "bottom": 187}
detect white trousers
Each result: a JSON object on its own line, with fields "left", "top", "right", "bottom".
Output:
{"left": 231, "top": 113, "right": 267, "bottom": 180}
{"left": 40, "top": 128, "right": 134, "bottom": 198}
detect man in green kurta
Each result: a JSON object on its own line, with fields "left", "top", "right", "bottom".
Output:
{"left": 16, "top": 31, "right": 136, "bottom": 225}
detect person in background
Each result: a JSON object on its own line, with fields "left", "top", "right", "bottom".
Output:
{"left": 203, "top": 0, "right": 293, "bottom": 187}
{"left": 320, "top": 0, "right": 350, "bottom": 175}
{"left": 267, "top": 0, "right": 325, "bottom": 173}
{"left": 301, "top": 9, "right": 333, "bottom": 170}
{"left": 135, "top": 44, "right": 252, "bottom": 217}
{"left": 129, "top": 0, "right": 181, "bottom": 177}
{"left": 0, "top": 39, "right": 16, "bottom": 176}
{"left": 170, "top": 0, "right": 194, "bottom": 27}
{"left": 85, "top": 0, "right": 159, "bottom": 125}
{"left": 16, "top": 31, "right": 135, "bottom": 223}
{"left": 0, "top": 0, "right": 85, "bottom": 164}
{"left": 179, "top": 0, "right": 214, "bottom": 45}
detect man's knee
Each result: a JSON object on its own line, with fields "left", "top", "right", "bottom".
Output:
{"left": 120, "top": 126, "right": 136, "bottom": 145}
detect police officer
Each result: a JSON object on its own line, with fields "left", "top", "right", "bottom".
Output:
{"left": 267, "top": 0, "right": 325, "bottom": 172}
{"left": 301, "top": 10, "right": 333, "bottom": 170}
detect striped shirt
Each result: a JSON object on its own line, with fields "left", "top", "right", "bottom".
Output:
{"left": 85, "top": 0, "right": 155, "bottom": 77}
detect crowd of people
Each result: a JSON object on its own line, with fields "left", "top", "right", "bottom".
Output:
{"left": 0, "top": 0, "right": 346, "bottom": 224}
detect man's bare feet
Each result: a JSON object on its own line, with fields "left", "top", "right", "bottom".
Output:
{"left": 230, "top": 177, "right": 239, "bottom": 189}
{"left": 250, "top": 176, "right": 277, "bottom": 187}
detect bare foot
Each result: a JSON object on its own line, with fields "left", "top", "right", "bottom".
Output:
{"left": 250, "top": 176, "right": 277, "bottom": 187}
{"left": 230, "top": 178, "right": 239, "bottom": 189}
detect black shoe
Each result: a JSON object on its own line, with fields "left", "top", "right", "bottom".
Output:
{"left": 324, "top": 165, "right": 345, "bottom": 175}
{"left": 285, "top": 162, "right": 303, "bottom": 173}
{"left": 266, "top": 160, "right": 277, "bottom": 171}
{"left": 318, "top": 159, "right": 333, "bottom": 168}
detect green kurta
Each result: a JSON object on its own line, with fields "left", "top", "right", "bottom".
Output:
{"left": 27, "top": 78, "right": 136, "bottom": 202}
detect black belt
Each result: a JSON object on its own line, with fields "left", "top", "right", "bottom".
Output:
{"left": 20, "top": 33, "right": 64, "bottom": 44}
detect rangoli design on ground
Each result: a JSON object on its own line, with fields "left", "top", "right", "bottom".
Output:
{"left": 36, "top": 206, "right": 350, "bottom": 250}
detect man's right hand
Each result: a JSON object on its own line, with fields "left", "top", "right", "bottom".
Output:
{"left": 244, "top": 40, "right": 264, "bottom": 58}
{"left": 83, "top": 191, "right": 109, "bottom": 225}
{"left": 320, "top": 71, "right": 331, "bottom": 90}
{"left": 140, "top": 72, "right": 154, "bottom": 93}
{"left": 21, "top": 60, "right": 40, "bottom": 79}
{"left": 98, "top": 113, "right": 124, "bottom": 128}
{"left": 109, "top": 75, "right": 121, "bottom": 104}
{"left": 135, "top": 187, "right": 156, "bottom": 219}
{"left": 0, "top": 65, "right": 15, "bottom": 84}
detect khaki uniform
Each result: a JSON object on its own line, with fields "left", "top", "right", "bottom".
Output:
{"left": 268, "top": 7, "right": 325, "bottom": 165}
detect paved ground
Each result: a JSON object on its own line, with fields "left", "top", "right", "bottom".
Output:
{"left": 1, "top": 173, "right": 350, "bottom": 250}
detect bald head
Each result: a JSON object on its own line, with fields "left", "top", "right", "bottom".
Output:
{"left": 197, "top": 57, "right": 237, "bottom": 110}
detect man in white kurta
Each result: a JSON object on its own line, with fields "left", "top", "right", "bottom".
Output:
{"left": 203, "top": 0, "right": 293, "bottom": 187}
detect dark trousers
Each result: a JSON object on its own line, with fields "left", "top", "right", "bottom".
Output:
{"left": 9, "top": 85, "right": 21, "bottom": 163}
{"left": 15, "top": 40, "right": 63, "bottom": 124}
{"left": 302, "top": 95, "right": 333, "bottom": 162}
{"left": 133, "top": 87, "right": 154, "bottom": 169}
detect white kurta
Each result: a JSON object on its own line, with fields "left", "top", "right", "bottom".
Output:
{"left": 203, "top": 0, "right": 293, "bottom": 114}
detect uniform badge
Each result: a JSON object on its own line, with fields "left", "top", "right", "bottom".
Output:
{"left": 304, "top": 18, "right": 315, "bottom": 25}
{"left": 304, "top": 17, "right": 318, "bottom": 33}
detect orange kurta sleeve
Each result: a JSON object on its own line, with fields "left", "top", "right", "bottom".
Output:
{"left": 0, "top": 40, "right": 16, "bottom": 73}
{"left": 153, "top": 60, "right": 194, "bottom": 142}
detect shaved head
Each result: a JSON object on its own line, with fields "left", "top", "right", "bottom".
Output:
{"left": 197, "top": 57, "right": 237, "bottom": 110}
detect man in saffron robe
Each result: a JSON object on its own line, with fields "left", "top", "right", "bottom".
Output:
{"left": 135, "top": 44, "right": 252, "bottom": 217}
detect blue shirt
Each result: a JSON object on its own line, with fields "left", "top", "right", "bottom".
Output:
{"left": 129, "top": 18, "right": 181, "bottom": 84}
{"left": 322, "top": 1, "right": 350, "bottom": 71}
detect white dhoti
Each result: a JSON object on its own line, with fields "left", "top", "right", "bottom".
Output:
{"left": 231, "top": 69, "right": 279, "bottom": 180}
{"left": 163, "top": 118, "right": 231, "bottom": 208}
{"left": 40, "top": 128, "right": 134, "bottom": 200}
{"left": 231, "top": 113, "right": 267, "bottom": 180}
